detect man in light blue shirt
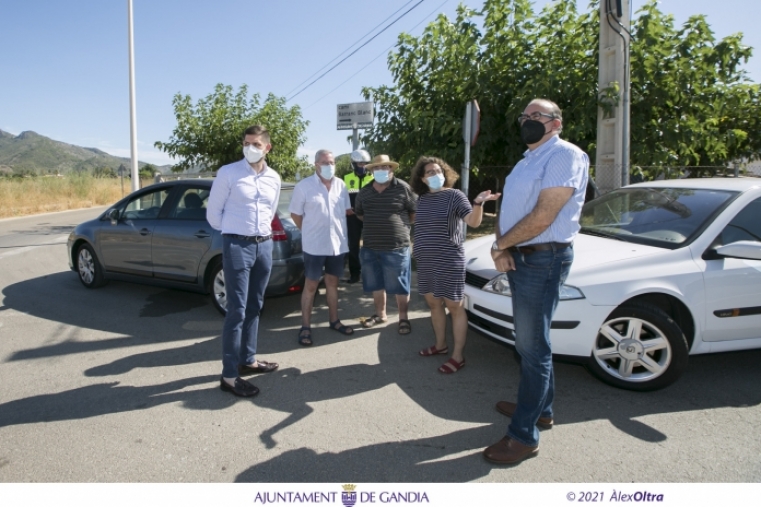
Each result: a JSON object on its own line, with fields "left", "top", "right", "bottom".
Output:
{"left": 207, "top": 125, "right": 281, "bottom": 398}
{"left": 483, "top": 99, "right": 589, "bottom": 465}
{"left": 289, "top": 149, "right": 353, "bottom": 346}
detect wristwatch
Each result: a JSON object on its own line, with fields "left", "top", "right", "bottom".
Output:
{"left": 491, "top": 240, "right": 502, "bottom": 251}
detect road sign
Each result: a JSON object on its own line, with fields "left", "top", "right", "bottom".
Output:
{"left": 337, "top": 102, "right": 374, "bottom": 130}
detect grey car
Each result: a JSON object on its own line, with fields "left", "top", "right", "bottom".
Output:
{"left": 67, "top": 179, "right": 304, "bottom": 314}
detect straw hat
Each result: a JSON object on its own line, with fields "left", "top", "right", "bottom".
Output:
{"left": 365, "top": 154, "right": 399, "bottom": 170}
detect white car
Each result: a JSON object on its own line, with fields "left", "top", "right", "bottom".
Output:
{"left": 463, "top": 178, "right": 761, "bottom": 391}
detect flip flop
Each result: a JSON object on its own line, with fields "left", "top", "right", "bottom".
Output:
{"left": 398, "top": 319, "right": 412, "bottom": 335}
{"left": 419, "top": 345, "right": 449, "bottom": 356}
{"left": 361, "top": 314, "right": 388, "bottom": 329}
{"left": 438, "top": 357, "right": 465, "bottom": 374}
{"left": 298, "top": 326, "right": 312, "bottom": 346}
{"left": 329, "top": 320, "right": 354, "bottom": 335}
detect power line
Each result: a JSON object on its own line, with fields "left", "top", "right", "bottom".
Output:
{"left": 284, "top": 0, "right": 419, "bottom": 98}
{"left": 302, "top": 0, "right": 454, "bottom": 110}
{"left": 286, "top": 0, "right": 426, "bottom": 102}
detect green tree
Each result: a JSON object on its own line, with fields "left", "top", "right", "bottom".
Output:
{"left": 155, "top": 84, "right": 309, "bottom": 180}
{"left": 92, "top": 166, "right": 117, "bottom": 178}
{"left": 361, "top": 0, "right": 760, "bottom": 178}
{"left": 139, "top": 163, "right": 157, "bottom": 180}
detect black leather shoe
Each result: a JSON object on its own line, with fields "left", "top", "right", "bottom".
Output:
{"left": 238, "top": 360, "right": 279, "bottom": 376}
{"left": 220, "top": 377, "right": 259, "bottom": 397}
{"left": 343, "top": 275, "right": 360, "bottom": 284}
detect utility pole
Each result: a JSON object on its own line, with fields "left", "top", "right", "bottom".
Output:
{"left": 596, "top": 0, "right": 631, "bottom": 193}
{"left": 127, "top": 0, "right": 139, "bottom": 191}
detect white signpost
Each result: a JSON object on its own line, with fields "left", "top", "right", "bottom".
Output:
{"left": 337, "top": 101, "right": 374, "bottom": 150}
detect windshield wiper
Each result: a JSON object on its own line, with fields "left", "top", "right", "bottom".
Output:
{"left": 580, "top": 227, "right": 624, "bottom": 241}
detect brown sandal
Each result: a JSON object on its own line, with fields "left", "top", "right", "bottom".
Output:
{"left": 361, "top": 314, "right": 388, "bottom": 328}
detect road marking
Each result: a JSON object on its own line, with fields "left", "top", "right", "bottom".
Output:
{"left": 0, "top": 235, "right": 69, "bottom": 259}
{"left": 0, "top": 246, "right": 39, "bottom": 260}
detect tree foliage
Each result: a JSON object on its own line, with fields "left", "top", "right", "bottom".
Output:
{"left": 155, "top": 84, "right": 310, "bottom": 179}
{"left": 92, "top": 166, "right": 117, "bottom": 178}
{"left": 361, "top": 0, "right": 761, "bottom": 177}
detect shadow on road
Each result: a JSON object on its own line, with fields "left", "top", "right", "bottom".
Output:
{"left": 2, "top": 270, "right": 761, "bottom": 463}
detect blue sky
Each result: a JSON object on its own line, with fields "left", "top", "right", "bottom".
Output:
{"left": 1, "top": 0, "right": 759, "bottom": 167}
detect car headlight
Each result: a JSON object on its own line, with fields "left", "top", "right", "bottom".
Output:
{"left": 483, "top": 273, "right": 512, "bottom": 296}
{"left": 483, "top": 273, "right": 585, "bottom": 300}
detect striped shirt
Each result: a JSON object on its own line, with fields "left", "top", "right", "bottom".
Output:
{"left": 499, "top": 135, "right": 589, "bottom": 245}
{"left": 207, "top": 158, "right": 281, "bottom": 236}
{"left": 355, "top": 177, "right": 417, "bottom": 250}
{"left": 288, "top": 173, "right": 352, "bottom": 256}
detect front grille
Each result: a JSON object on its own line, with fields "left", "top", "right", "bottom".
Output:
{"left": 465, "top": 271, "right": 490, "bottom": 288}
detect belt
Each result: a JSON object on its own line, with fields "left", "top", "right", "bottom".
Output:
{"left": 507, "top": 242, "right": 571, "bottom": 255}
{"left": 223, "top": 233, "right": 272, "bottom": 243}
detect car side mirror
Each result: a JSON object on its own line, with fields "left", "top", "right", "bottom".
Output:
{"left": 715, "top": 241, "right": 761, "bottom": 261}
{"left": 107, "top": 208, "right": 120, "bottom": 225}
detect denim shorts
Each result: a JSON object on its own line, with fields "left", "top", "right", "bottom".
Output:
{"left": 303, "top": 252, "right": 345, "bottom": 280}
{"left": 360, "top": 246, "right": 411, "bottom": 295}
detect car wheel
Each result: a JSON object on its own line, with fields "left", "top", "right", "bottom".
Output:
{"left": 586, "top": 301, "right": 689, "bottom": 391}
{"left": 76, "top": 243, "right": 106, "bottom": 288}
{"left": 208, "top": 258, "right": 226, "bottom": 316}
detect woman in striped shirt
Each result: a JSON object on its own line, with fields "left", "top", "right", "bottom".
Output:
{"left": 410, "top": 156, "right": 500, "bottom": 373}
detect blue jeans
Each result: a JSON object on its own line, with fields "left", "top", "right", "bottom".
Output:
{"left": 221, "top": 236, "right": 273, "bottom": 378}
{"left": 360, "top": 246, "right": 411, "bottom": 295}
{"left": 506, "top": 244, "right": 573, "bottom": 447}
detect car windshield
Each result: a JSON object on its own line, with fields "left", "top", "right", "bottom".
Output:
{"left": 580, "top": 187, "right": 737, "bottom": 249}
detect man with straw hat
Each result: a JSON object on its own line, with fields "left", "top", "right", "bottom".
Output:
{"left": 354, "top": 154, "right": 417, "bottom": 334}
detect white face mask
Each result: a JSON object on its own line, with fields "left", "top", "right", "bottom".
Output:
{"left": 373, "top": 169, "right": 390, "bottom": 184}
{"left": 319, "top": 164, "right": 335, "bottom": 180}
{"left": 243, "top": 145, "right": 264, "bottom": 164}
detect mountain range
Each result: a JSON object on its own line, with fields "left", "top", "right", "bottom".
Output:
{"left": 0, "top": 129, "right": 171, "bottom": 176}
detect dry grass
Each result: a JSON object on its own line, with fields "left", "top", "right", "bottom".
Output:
{"left": 0, "top": 175, "right": 141, "bottom": 219}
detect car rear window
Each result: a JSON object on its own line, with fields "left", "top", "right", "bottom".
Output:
{"left": 277, "top": 188, "right": 293, "bottom": 217}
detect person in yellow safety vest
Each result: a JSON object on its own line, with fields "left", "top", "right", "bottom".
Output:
{"left": 343, "top": 149, "right": 374, "bottom": 283}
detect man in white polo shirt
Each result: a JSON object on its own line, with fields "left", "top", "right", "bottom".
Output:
{"left": 289, "top": 149, "right": 354, "bottom": 346}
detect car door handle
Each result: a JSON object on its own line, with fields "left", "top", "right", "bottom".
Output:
{"left": 194, "top": 231, "right": 211, "bottom": 238}
{"left": 139, "top": 228, "right": 151, "bottom": 236}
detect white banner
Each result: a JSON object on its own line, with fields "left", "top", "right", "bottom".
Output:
{"left": 1, "top": 483, "right": 758, "bottom": 506}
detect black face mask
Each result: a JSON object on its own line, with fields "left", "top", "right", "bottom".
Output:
{"left": 352, "top": 163, "right": 366, "bottom": 176}
{"left": 520, "top": 119, "right": 550, "bottom": 145}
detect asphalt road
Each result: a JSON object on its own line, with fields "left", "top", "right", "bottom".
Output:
{"left": 0, "top": 207, "right": 760, "bottom": 483}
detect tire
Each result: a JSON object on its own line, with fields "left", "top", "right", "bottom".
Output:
{"left": 586, "top": 301, "right": 689, "bottom": 391}
{"left": 76, "top": 243, "right": 107, "bottom": 288}
{"left": 208, "top": 258, "right": 226, "bottom": 316}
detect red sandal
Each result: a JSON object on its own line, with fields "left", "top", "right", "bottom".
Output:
{"left": 419, "top": 345, "right": 449, "bottom": 356}
{"left": 438, "top": 357, "right": 465, "bottom": 374}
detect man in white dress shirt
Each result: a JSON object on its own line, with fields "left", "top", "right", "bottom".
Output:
{"left": 207, "top": 125, "right": 281, "bottom": 398}
{"left": 289, "top": 149, "right": 354, "bottom": 346}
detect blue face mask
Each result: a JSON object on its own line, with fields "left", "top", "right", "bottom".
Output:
{"left": 373, "top": 170, "right": 390, "bottom": 184}
{"left": 426, "top": 173, "right": 445, "bottom": 191}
